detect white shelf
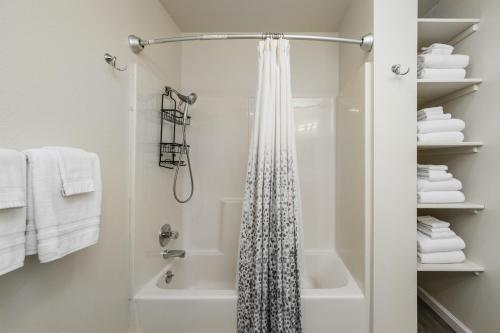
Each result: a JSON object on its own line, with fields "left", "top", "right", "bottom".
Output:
{"left": 417, "top": 79, "right": 482, "bottom": 106}
{"left": 418, "top": 18, "right": 480, "bottom": 49}
{"left": 418, "top": 260, "right": 484, "bottom": 273}
{"left": 417, "top": 141, "right": 483, "bottom": 154}
{"left": 417, "top": 202, "right": 485, "bottom": 210}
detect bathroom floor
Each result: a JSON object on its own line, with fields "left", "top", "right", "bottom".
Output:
{"left": 418, "top": 299, "right": 455, "bottom": 333}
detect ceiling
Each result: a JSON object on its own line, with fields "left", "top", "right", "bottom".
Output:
{"left": 159, "top": 0, "right": 352, "bottom": 32}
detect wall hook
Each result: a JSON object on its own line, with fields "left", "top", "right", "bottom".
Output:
{"left": 391, "top": 64, "right": 410, "bottom": 76}
{"left": 104, "top": 53, "right": 127, "bottom": 71}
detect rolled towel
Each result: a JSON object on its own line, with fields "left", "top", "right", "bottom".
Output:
{"left": 421, "top": 43, "right": 454, "bottom": 55}
{"left": 417, "top": 226, "right": 456, "bottom": 239}
{"left": 417, "top": 119, "right": 465, "bottom": 134}
{"left": 417, "top": 170, "right": 453, "bottom": 181}
{"left": 418, "top": 251, "right": 465, "bottom": 264}
{"left": 417, "top": 54, "right": 469, "bottom": 69}
{"left": 417, "top": 164, "right": 448, "bottom": 171}
{"left": 418, "top": 113, "right": 451, "bottom": 121}
{"left": 417, "top": 231, "right": 465, "bottom": 253}
{"left": 417, "top": 178, "right": 462, "bottom": 192}
{"left": 418, "top": 68, "right": 466, "bottom": 80}
{"left": 418, "top": 106, "right": 444, "bottom": 117}
{"left": 418, "top": 131, "right": 464, "bottom": 143}
{"left": 417, "top": 191, "right": 465, "bottom": 204}
{"left": 417, "top": 215, "right": 450, "bottom": 228}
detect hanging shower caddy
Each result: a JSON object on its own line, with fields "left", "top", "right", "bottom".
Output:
{"left": 159, "top": 88, "right": 191, "bottom": 169}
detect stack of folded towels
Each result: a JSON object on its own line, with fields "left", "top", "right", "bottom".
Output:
{"left": 417, "top": 164, "right": 465, "bottom": 203}
{"left": 418, "top": 43, "right": 469, "bottom": 80}
{"left": 417, "top": 106, "right": 465, "bottom": 143}
{"left": 417, "top": 215, "right": 466, "bottom": 264}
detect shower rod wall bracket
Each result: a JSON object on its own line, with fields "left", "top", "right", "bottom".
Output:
{"left": 128, "top": 33, "right": 373, "bottom": 53}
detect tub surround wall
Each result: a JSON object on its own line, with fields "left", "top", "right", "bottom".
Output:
{"left": 179, "top": 37, "right": 340, "bottom": 255}
{"left": 418, "top": 1, "right": 500, "bottom": 332}
{"left": 0, "top": 1, "right": 180, "bottom": 333}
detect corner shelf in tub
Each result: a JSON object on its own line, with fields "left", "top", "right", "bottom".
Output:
{"left": 418, "top": 260, "right": 484, "bottom": 275}
{"left": 418, "top": 18, "right": 480, "bottom": 49}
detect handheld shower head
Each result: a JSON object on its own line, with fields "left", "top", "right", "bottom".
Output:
{"left": 165, "top": 86, "right": 197, "bottom": 105}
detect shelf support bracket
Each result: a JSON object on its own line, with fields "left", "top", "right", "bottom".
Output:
{"left": 448, "top": 23, "right": 479, "bottom": 46}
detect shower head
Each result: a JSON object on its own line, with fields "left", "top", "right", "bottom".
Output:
{"left": 165, "top": 86, "right": 197, "bottom": 105}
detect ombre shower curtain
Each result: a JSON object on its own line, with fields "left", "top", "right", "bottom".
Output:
{"left": 237, "top": 38, "right": 303, "bottom": 332}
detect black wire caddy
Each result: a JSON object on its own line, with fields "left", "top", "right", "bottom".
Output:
{"left": 159, "top": 87, "right": 191, "bottom": 169}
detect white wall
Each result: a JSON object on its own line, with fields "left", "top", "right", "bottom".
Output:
{"left": 0, "top": 1, "right": 180, "bottom": 332}
{"left": 179, "top": 38, "right": 340, "bottom": 256}
{"left": 418, "top": 1, "right": 500, "bottom": 332}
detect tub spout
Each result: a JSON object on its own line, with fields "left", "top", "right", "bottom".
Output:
{"left": 162, "top": 249, "right": 186, "bottom": 259}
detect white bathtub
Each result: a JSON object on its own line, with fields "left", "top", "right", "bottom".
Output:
{"left": 133, "top": 252, "right": 368, "bottom": 333}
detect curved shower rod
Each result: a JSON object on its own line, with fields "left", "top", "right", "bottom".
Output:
{"left": 128, "top": 32, "right": 374, "bottom": 53}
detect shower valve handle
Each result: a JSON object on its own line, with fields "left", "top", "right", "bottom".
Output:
{"left": 159, "top": 224, "right": 179, "bottom": 247}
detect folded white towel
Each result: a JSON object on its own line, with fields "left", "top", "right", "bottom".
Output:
{"left": 417, "top": 191, "right": 465, "bottom": 204}
{"left": 418, "top": 113, "right": 452, "bottom": 121}
{"left": 44, "top": 147, "right": 95, "bottom": 197}
{"left": 418, "top": 68, "right": 466, "bottom": 80}
{"left": 0, "top": 149, "right": 27, "bottom": 209}
{"left": 417, "top": 226, "right": 456, "bottom": 239}
{"left": 417, "top": 231, "right": 465, "bottom": 253}
{"left": 417, "top": 164, "right": 448, "bottom": 171}
{"left": 417, "top": 131, "right": 465, "bottom": 143}
{"left": 418, "top": 251, "right": 465, "bottom": 264}
{"left": 417, "top": 178, "right": 462, "bottom": 192}
{"left": 24, "top": 148, "right": 102, "bottom": 263}
{"left": 418, "top": 54, "right": 469, "bottom": 69}
{"left": 421, "top": 43, "right": 454, "bottom": 55}
{"left": 418, "top": 225, "right": 451, "bottom": 233}
{"left": 417, "top": 119, "right": 465, "bottom": 134}
{"left": 417, "top": 170, "right": 453, "bottom": 181}
{"left": 418, "top": 107, "right": 444, "bottom": 117}
{"left": 417, "top": 216, "right": 451, "bottom": 228}
{"left": 0, "top": 149, "right": 27, "bottom": 276}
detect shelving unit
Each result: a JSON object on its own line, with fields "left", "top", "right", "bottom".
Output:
{"left": 416, "top": 14, "right": 484, "bottom": 276}
{"left": 418, "top": 260, "right": 484, "bottom": 275}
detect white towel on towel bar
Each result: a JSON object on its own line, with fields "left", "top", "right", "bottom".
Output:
{"left": 417, "top": 216, "right": 450, "bottom": 228}
{"left": 417, "top": 119, "right": 465, "bottom": 134}
{"left": 418, "top": 251, "right": 465, "bottom": 264}
{"left": 421, "top": 43, "right": 454, "bottom": 55}
{"left": 24, "top": 148, "right": 102, "bottom": 263}
{"left": 44, "top": 147, "right": 96, "bottom": 197}
{"left": 418, "top": 68, "right": 466, "bottom": 80}
{"left": 418, "top": 54, "right": 469, "bottom": 69}
{"left": 417, "top": 178, "right": 462, "bottom": 192}
{"left": 417, "top": 231, "right": 465, "bottom": 253}
{"left": 417, "top": 131, "right": 464, "bottom": 143}
{"left": 417, "top": 191, "right": 465, "bottom": 204}
{"left": 0, "top": 149, "right": 27, "bottom": 276}
{"left": 417, "top": 170, "right": 453, "bottom": 181}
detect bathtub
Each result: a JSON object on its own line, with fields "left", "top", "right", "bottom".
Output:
{"left": 133, "top": 252, "right": 368, "bottom": 333}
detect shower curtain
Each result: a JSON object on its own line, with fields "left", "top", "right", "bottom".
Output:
{"left": 237, "top": 38, "right": 302, "bottom": 332}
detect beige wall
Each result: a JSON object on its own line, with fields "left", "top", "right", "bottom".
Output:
{"left": 0, "top": 1, "right": 180, "bottom": 332}
{"left": 418, "top": 1, "right": 500, "bottom": 332}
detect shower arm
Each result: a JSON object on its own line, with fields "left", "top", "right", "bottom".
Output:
{"left": 128, "top": 33, "right": 374, "bottom": 54}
